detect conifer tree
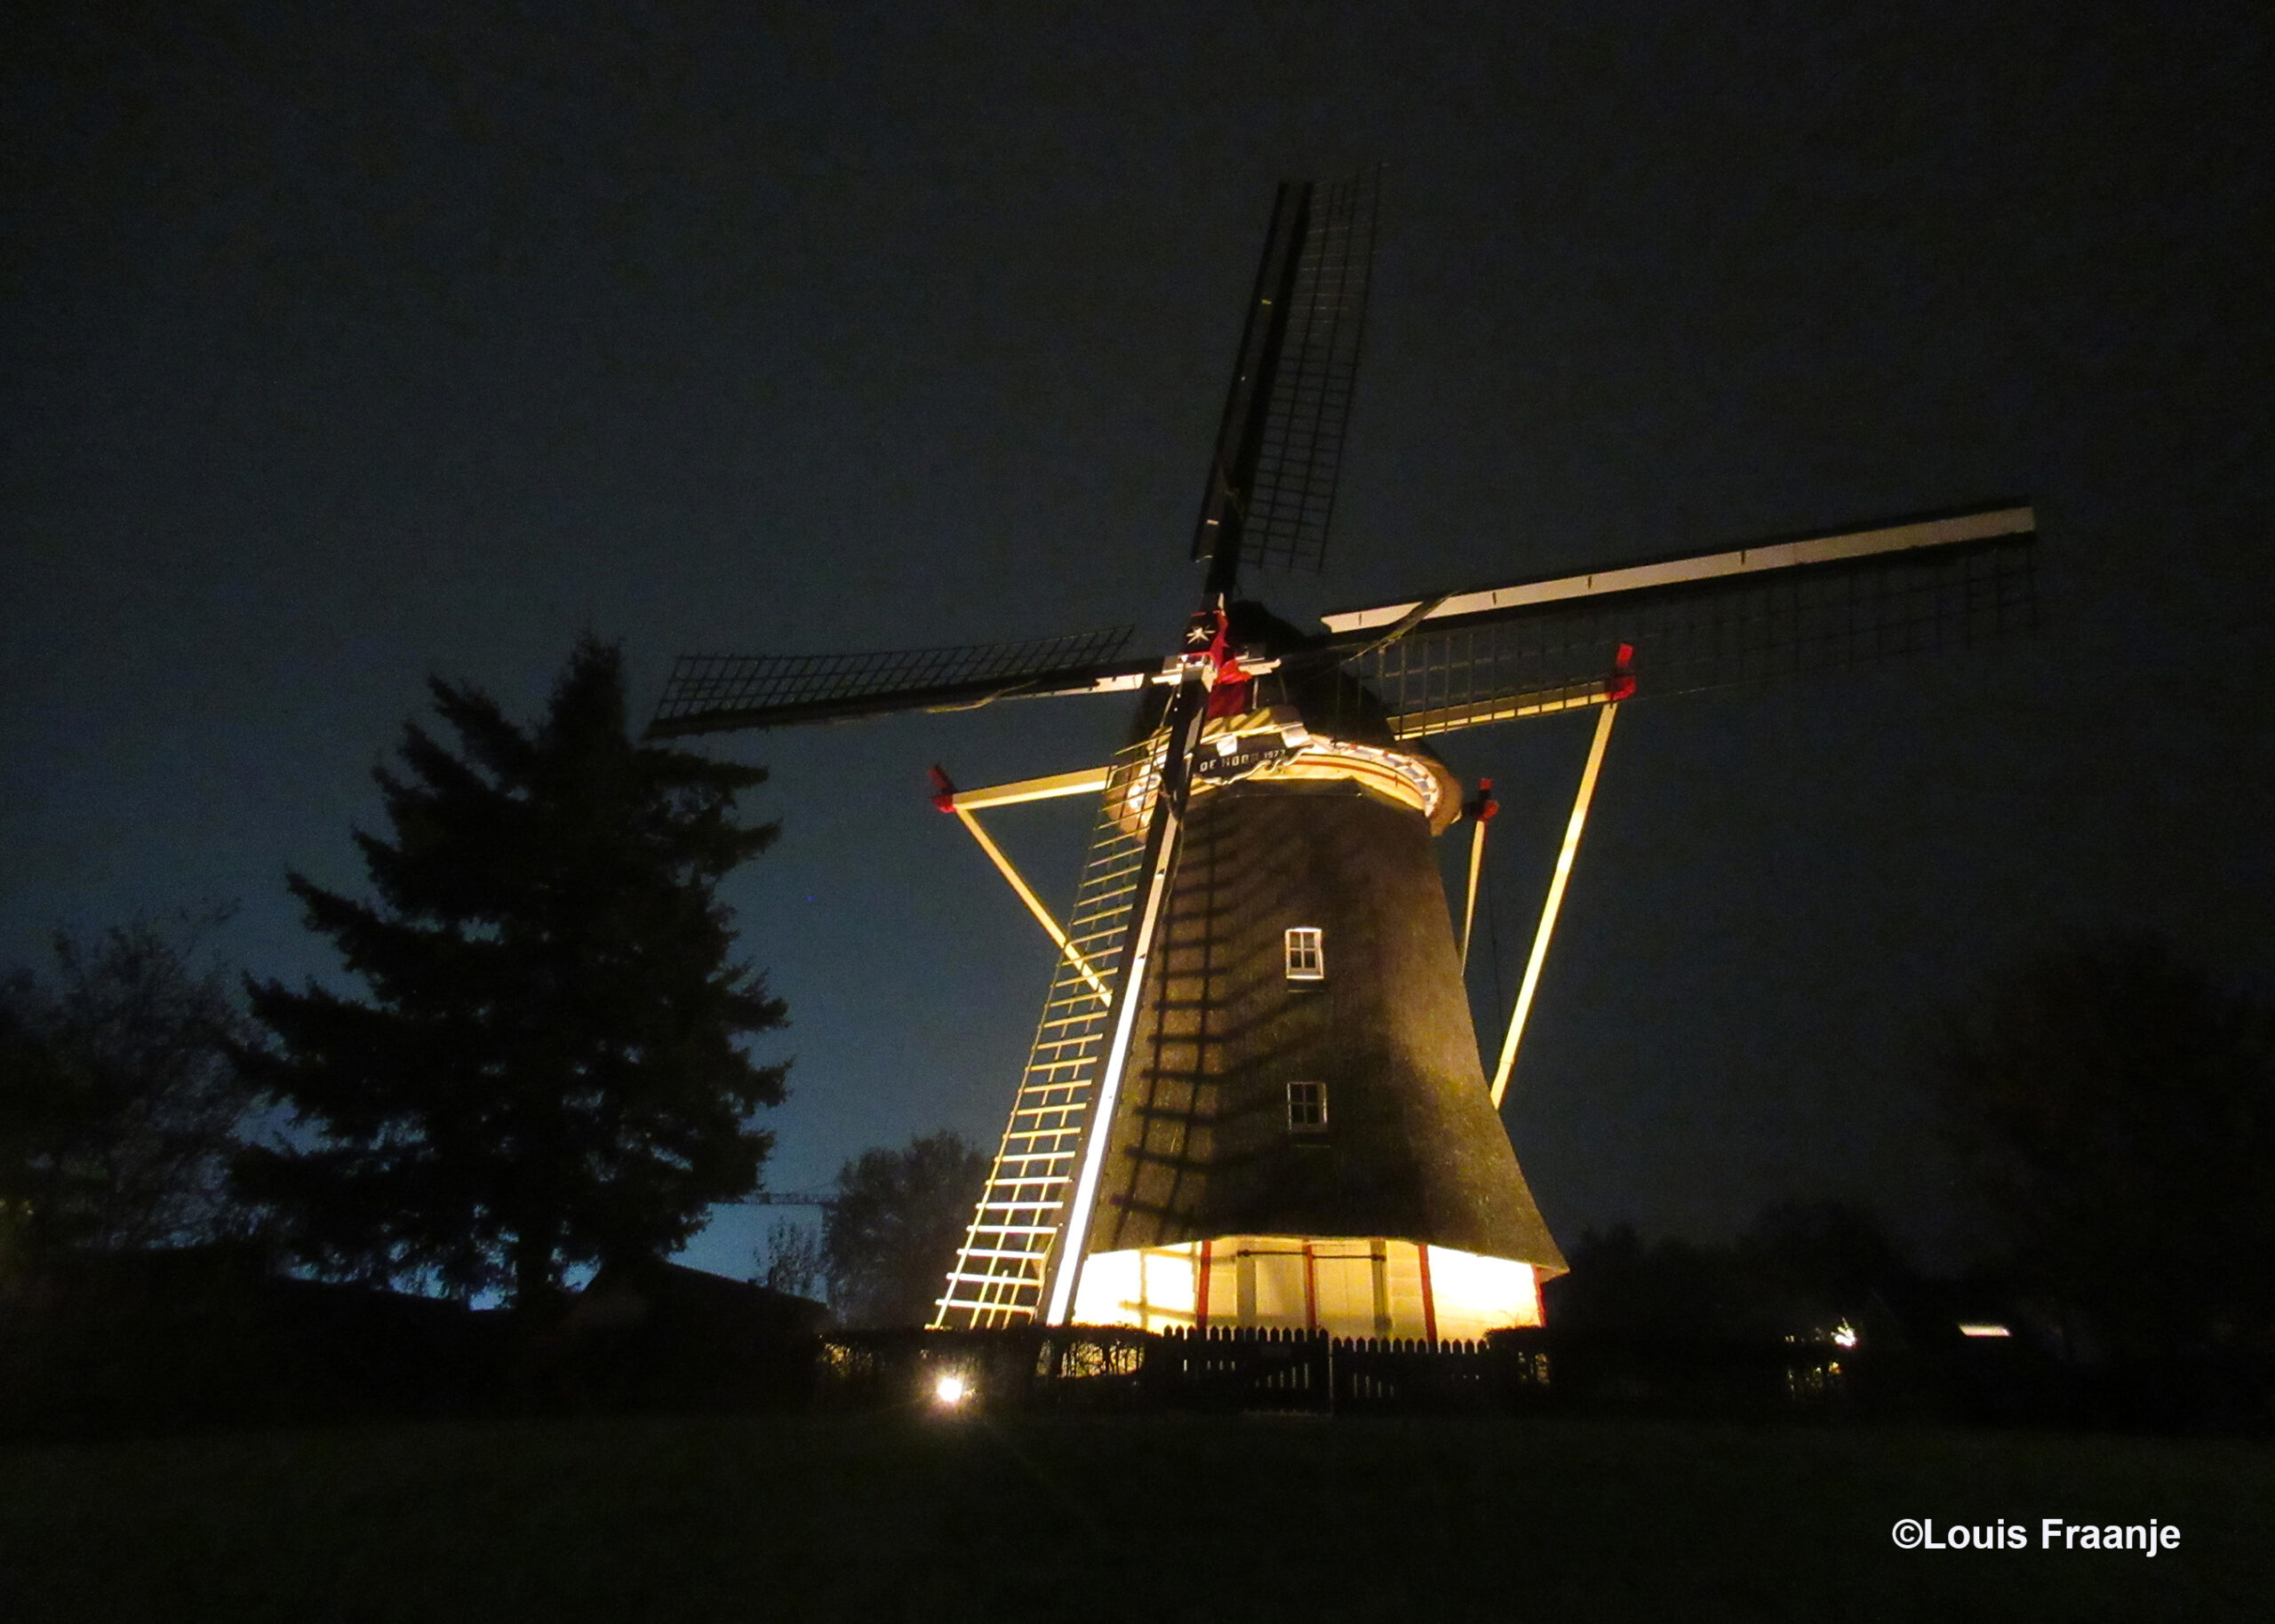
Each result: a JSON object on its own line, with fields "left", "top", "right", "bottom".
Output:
{"left": 236, "top": 640, "right": 786, "bottom": 1307}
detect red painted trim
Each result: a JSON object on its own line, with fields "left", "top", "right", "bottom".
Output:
{"left": 1204, "top": 679, "right": 1253, "bottom": 719}
{"left": 1195, "top": 1239, "right": 1212, "bottom": 1333}
{"left": 1302, "top": 1242, "right": 1318, "bottom": 1332}
{"left": 1608, "top": 643, "right": 1637, "bottom": 703}
{"left": 1417, "top": 1242, "right": 1438, "bottom": 1346}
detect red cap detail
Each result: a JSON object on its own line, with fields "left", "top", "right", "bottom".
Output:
{"left": 1607, "top": 642, "right": 1636, "bottom": 702}
{"left": 1205, "top": 680, "right": 1252, "bottom": 720}
{"left": 927, "top": 764, "right": 957, "bottom": 814}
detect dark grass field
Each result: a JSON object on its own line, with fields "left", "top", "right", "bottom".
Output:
{"left": 1, "top": 1410, "right": 2267, "bottom": 1622}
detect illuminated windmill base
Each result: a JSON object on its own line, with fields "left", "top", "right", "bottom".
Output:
{"left": 1073, "top": 1237, "right": 1545, "bottom": 1340}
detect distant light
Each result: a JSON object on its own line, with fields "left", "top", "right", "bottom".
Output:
{"left": 1958, "top": 1322, "right": 2012, "bottom": 1339}
{"left": 1832, "top": 1320, "right": 1859, "bottom": 1349}
{"left": 933, "top": 1373, "right": 970, "bottom": 1406}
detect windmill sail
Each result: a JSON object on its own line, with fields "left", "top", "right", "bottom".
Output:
{"left": 1324, "top": 504, "right": 2036, "bottom": 739}
{"left": 646, "top": 627, "right": 1145, "bottom": 737}
{"left": 1193, "top": 169, "right": 1382, "bottom": 585}
{"left": 938, "top": 168, "right": 1389, "bottom": 1329}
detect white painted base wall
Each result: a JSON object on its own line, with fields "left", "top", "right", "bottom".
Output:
{"left": 1070, "top": 1236, "right": 1544, "bottom": 1340}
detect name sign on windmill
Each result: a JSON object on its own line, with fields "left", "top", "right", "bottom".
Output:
{"left": 649, "top": 171, "right": 2037, "bottom": 1341}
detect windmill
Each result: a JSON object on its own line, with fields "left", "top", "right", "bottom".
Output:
{"left": 648, "top": 172, "right": 2035, "bottom": 1341}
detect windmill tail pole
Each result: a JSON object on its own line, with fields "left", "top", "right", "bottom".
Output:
{"left": 1042, "top": 666, "right": 1214, "bottom": 1326}
{"left": 1459, "top": 778, "right": 1497, "bottom": 970}
{"left": 1489, "top": 701, "right": 1619, "bottom": 1109}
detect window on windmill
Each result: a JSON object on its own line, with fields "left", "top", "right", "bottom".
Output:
{"left": 1284, "top": 927, "right": 1324, "bottom": 982}
{"left": 1287, "top": 1080, "right": 1329, "bottom": 1132}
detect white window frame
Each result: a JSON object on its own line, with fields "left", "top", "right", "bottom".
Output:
{"left": 1284, "top": 927, "right": 1325, "bottom": 982}
{"left": 1287, "top": 1079, "right": 1329, "bottom": 1132}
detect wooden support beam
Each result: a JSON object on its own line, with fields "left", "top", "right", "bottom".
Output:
{"left": 949, "top": 805, "right": 1111, "bottom": 1002}
{"left": 948, "top": 765, "right": 1113, "bottom": 810}
{"left": 1388, "top": 678, "right": 1614, "bottom": 741}
{"left": 1458, "top": 783, "right": 1491, "bottom": 971}
{"left": 1489, "top": 701, "right": 1618, "bottom": 1109}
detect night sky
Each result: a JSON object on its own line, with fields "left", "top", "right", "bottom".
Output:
{"left": 5, "top": 3, "right": 2268, "bottom": 1283}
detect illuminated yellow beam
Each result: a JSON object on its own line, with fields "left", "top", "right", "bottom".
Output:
{"left": 949, "top": 765, "right": 1112, "bottom": 810}
{"left": 1459, "top": 813, "right": 1489, "bottom": 970}
{"left": 949, "top": 805, "right": 1111, "bottom": 1002}
{"left": 1389, "top": 679, "right": 1612, "bottom": 741}
{"left": 1489, "top": 700, "right": 1618, "bottom": 1109}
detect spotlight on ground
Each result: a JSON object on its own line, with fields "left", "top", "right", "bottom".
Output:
{"left": 933, "top": 1373, "right": 970, "bottom": 1408}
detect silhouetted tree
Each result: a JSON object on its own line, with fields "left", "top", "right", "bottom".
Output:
{"left": 1738, "top": 1198, "right": 1912, "bottom": 1316}
{"left": 1547, "top": 1224, "right": 1746, "bottom": 1335}
{"left": 1932, "top": 934, "right": 2275, "bottom": 1354}
{"left": 235, "top": 640, "right": 787, "bottom": 1309}
{"left": 820, "top": 1131, "right": 988, "bottom": 1327}
{"left": 756, "top": 1217, "right": 826, "bottom": 1300}
{"left": 0, "top": 911, "right": 254, "bottom": 1264}
{"left": 1546, "top": 1200, "right": 1913, "bottom": 1339}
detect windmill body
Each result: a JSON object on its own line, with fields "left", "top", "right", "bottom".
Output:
{"left": 649, "top": 174, "right": 2037, "bottom": 1339}
{"left": 1074, "top": 773, "right": 1566, "bottom": 1337}
{"left": 1070, "top": 626, "right": 1567, "bottom": 1340}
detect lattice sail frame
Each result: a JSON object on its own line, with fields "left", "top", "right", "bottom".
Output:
{"left": 932, "top": 739, "right": 1160, "bottom": 1330}
{"left": 649, "top": 627, "right": 1137, "bottom": 736}
{"left": 1338, "top": 528, "right": 2037, "bottom": 741}
{"left": 1240, "top": 167, "right": 1380, "bottom": 576}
